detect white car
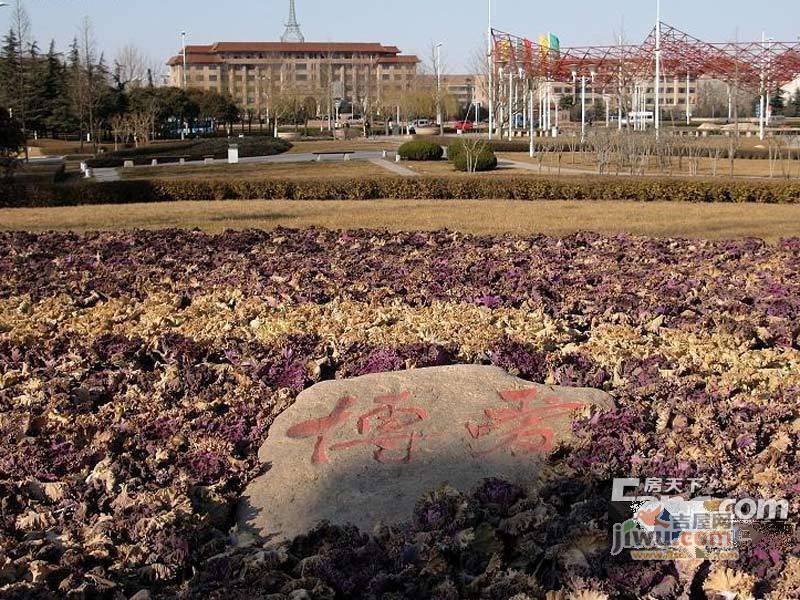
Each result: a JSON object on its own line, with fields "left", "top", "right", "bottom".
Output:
{"left": 409, "top": 119, "right": 432, "bottom": 133}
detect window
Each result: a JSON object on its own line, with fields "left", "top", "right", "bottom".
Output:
{"left": 295, "top": 73, "right": 308, "bottom": 81}
{"left": 209, "top": 75, "right": 218, "bottom": 82}
{"left": 382, "top": 74, "right": 390, "bottom": 80}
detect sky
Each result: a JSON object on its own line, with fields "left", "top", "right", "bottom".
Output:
{"left": 5, "top": 0, "right": 800, "bottom": 74}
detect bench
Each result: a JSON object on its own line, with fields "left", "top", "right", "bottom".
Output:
{"left": 312, "top": 151, "right": 355, "bottom": 162}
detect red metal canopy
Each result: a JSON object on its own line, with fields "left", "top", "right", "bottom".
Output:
{"left": 492, "top": 23, "right": 800, "bottom": 92}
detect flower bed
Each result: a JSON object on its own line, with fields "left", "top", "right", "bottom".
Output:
{"left": 1, "top": 229, "right": 799, "bottom": 598}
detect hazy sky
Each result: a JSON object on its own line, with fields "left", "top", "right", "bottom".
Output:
{"left": 6, "top": 0, "right": 800, "bottom": 73}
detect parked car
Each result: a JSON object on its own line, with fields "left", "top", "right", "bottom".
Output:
{"left": 454, "top": 120, "right": 473, "bottom": 132}
{"left": 409, "top": 119, "right": 432, "bottom": 133}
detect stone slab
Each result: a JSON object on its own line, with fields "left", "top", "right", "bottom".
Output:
{"left": 239, "top": 365, "right": 613, "bottom": 544}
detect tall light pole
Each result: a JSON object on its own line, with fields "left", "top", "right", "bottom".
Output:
{"left": 181, "top": 31, "right": 188, "bottom": 89}
{"left": 181, "top": 31, "right": 187, "bottom": 140}
{"left": 760, "top": 32, "right": 767, "bottom": 141}
{"left": 573, "top": 65, "right": 596, "bottom": 144}
{"left": 487, "top": 0, "right": 493, "bottom": 139}
{"left": 436, "top": 42, "right": 443, "bottom": 134}
{"left": 654, "top": 0, "right": 661, "bottom": 139}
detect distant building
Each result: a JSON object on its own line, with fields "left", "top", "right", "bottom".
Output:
{"left": 782, "top": 76, "right": 800, "bottom": 98}
{"left": 417, "top": 74, "right": 485, "bottom": 110}
{"left": 167, "top": 42, "right": 419, "bottom": 114}
{"left": 545, "top": 77, "right": 699, "bottom": 113}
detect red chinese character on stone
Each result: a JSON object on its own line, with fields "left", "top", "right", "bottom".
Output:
{"left": 330, "top": 391, "right": 430, "bottom": 464}
{"left": 286, "top": 391, "right": 432, "bottom": 465}
{"left": 464, "top": 388, "right": 584, "bottom": 457}
{"left": 286, "top": 396, "right": 357, "bottom": 465}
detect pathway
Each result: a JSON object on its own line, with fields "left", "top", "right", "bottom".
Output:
{"left": 368, "top": 158, "right": 418, "bottom": 177}
{"left": 92, "top": 168, "right": 121, "bottom": 182}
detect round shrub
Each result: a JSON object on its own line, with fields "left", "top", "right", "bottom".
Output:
{"left": 449, "top": 141, "right": 498, "bottom": 172}
{"left": 398, "top": 140, "right": 444, "bottom": 161}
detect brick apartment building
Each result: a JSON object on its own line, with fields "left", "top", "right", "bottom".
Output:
{"left": 167, "top": 42, "right": 419, "bottom": 114}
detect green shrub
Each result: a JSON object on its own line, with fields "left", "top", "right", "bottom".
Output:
{"left": 448, "top": 140, "right": 498, "bottom": 172}
{"left": 398, "top": 140, "right": 444, "bottom": 161}
{"left": 2, "top": 176, "right": 799, "bottom": 208}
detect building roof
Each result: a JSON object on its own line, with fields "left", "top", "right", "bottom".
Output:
{"left": 167, "top": 41, "right": 418, "bottom": 66}
{"left": 167, "top": 42, "right": 420, "bottom": 66}
{"left": 167, "top": 53, "right": 224, "bottom": 66}
{"left": 377, "top": 55, "right": 421, "bottom": 65}
{"left": 212, "top": 42, "right": 401, "bottom": 54}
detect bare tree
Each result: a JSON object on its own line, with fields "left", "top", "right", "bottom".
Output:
{"left": 114, "top": 44, "right": 151, "bottom": 88}
{"left": 109, "top": 114, "right": 131, "bottom": 150}
{"left": 129, "top": 110, "right": 156, "bottom": 147}
{"left": 459, "top": 138, "right": 489, "bottom": 173}
{"left": 78, "top": 17, "right": 99, "bottom": 153}
{"left": 426, "top": 42, "right": 447, "bottom": 134}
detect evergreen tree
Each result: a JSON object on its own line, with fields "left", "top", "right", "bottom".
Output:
{"left": 41, "top": 40, "right": 76, "bottom": 135}
{"left": 789, "top": 89, "right": 800, "bottom": 118}
{"left": 769, "top": 88, "right": 785, "bottom": 115}
{"left": 24, "top": 39, "right": 48, "bottom": 132}
{"left": 0, "top": 107, "right": 25, "bottom": 179}
{"left": 0, "top": 29, "right": 21, "bottom": 113}
{"left": 66, "top": 36, "right": 86, "bottom": 146}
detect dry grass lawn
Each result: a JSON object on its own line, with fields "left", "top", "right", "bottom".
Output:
{"left": 3, "top": 200, "right": 800, "bottom": 242}
{"left": 118, "top": 160, "right": 382, "bottom": 181}
{"left": 286, "top": 138, "right": 402, "bottom": 154}
{"left": 404, "top": 161, "right": 534, "bottom": 177}
{"left": 501, "top": 152, "right": 800, "bottom": 178}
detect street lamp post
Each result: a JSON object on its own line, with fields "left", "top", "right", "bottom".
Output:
{"left": 654, "top": 0, "right": 661, "bottom": 139}
{"left": 180, "top": 31, "right": 188, "bottom": 140}
{"left": 487, "top": 0, "right": 493, "bottom": 140}
{"left": 507, "top": 67, "right": 513, "bottom": 140}
{"left": 572, "top": 66, "right": 596, "bottom": 144}
{"left": 436, "top": 43, "right": 443, "bottom": 135}
{"left": 181, "top": 31, "right": 187, "bottom": 89}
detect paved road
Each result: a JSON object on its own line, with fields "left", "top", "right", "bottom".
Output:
{"left": 91, "top": 150, "right": 405, "bottom": 182}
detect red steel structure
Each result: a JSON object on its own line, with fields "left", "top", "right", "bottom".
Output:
{"left": 492, "top": 23, "right": 800, "bottom": 92}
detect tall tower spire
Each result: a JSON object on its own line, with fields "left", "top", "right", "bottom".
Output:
{"left": 281, "top": 0, "right": 305, "bottom": 43}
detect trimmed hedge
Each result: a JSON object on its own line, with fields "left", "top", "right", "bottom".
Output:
{"left": 2, "top": 176, "right": 800, "bottom": 207}
{"left": 85, "top": 137, "right": 292, "bottom": 168}
{"left": 398, "top": 140, "right": 444, "bottom": 161}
